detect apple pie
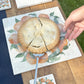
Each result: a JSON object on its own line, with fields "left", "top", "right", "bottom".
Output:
{"left": 18, "top": 17, "right": 60, "bottom": 54}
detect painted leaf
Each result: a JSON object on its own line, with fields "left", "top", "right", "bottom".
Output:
{"left": 15, "top": 18, "right": 20, "bottom": 23}
{"left": 49, "top": 48, "right": 60, "bottom": 58}
{"left": 2, "top": 5, "right": 4, "bottom": 7}
{"left": 29, "top": 13, "right": 37, "bottom": 17}
{"left": 39, "top": 79, "right": 41, "bottom": 82}
{"left": 55, "top": 56, "right": 60, "bottom": 61}
{"left": 50, "top": 79, "right": 53, "bottom": 82}
{"left": 60, "top": 36, "right": 65, "bottom": 40}
{"left": 54, "top": 16, "right": 59, "bottom": 18}
{"left": 21, "top": 56, "right": 26, "bottom": 62}
{"left": 45, "top": 77, "right": 47, "bottom": 80}
{"left": 18, "top": 43, "right": 22, "bottom": 46}
{"left": 48, "top": 56, "right": 60, "bottom": 63}
{"left": 38, "top": 79, "right": 42, "bottom": 84}
{"left": 8, "top": 29, "right": 16, "bottom": 33}
{"left": 50, "top": 12, "right": 54, "bottom": 16}
{"left": 54, "top": 16, "right": 59, "bottom": 24}
{"left": 63, "top": 45, "right": 68, "bottom": 50}
{"left": 10, "top": 44, "right": 18, "bottom": 50}
{"left": 15, "top": 52, "right": 25, "bottom": 58}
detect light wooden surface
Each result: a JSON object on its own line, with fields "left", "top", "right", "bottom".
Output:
{"left": 6, "top": 0, "right": 84, "bottom": 84}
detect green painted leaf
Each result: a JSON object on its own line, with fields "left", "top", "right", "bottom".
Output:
{"left": 54, "top": 16, "right": 59, "bottom": 18}
{"left": 29, "top": 13, "right": 37, "bottom": 17}
{"left": 39, "top": 79, "right": 41, "bottom": 82}
{"left": 50, "top": 79, "right": 53, "bottom": 81}
{"left": 48, "top": 56, "right": 60, "bottom": 63}
{"left": 38, "top": 79, "right": 42, "bottom": 84}
{"left": 15, "top": 52, "right": 25, "bottom": 58}
{"left": 18, "top": 43, "right": 22, "bottom": 46}
{"left": 50, "top": 12, "right": 54, "bottom": 16}
{"left": 15, "top": 18, "right": 20, "bottom": 23}
{"left": 63, "top": 45, "right": 68, "bottom": 50}
{"left": 10, "top": 44, "right": 18, "bottom": 50}
{"left": 45, "top": 77, "right": 47, "bottom": 80}
{"left": 2, "top": 5, "right": 4, "bottom": 7}
{"left": 55, "top": 56, "right": 60, "bottom": 61}
{"left": 8, "top": 29, "right": 16, "bottom": 33}
{"left": 21, "top": 56, "right": 26, "bottom": 62}
{"left": 49, "top": 48, "right": 60, "bottom": 58}
{"left": 40, "top": 81, "right": 41, "bottom": 84}
{"left": 54, "top": 16, "right": 59, "bottom": 24}
{"left": 60, "top": 36, "right": 65, "bottom": 40}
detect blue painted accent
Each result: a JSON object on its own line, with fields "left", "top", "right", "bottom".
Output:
{"left": 34, "top": 57, "right": 39, "bottom": 84}
{"left": 0, "top": 10, "right": 23, "bottom": 84}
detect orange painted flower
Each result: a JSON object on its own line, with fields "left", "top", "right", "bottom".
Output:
{"left": 9, "top": 34, "right": 18, "bottom": 44}
{"left": 48, "top": 81, "right": 54, "bottom": 84}
{"left": 21, "top": 16, "right": 31, "bottom": 22}
{"left": 3, "top": 5, "right": 6, "bottom": 7}
{"left": 39, "top": 14, "right": 49, "bottom": 19}
{"left": 39, "top": 53, "right": 48, "bottom": 63}
{"left": 6, "top": 4, "right": 9, "bottom": 6}
{"left": 41, "top": 78, "right": 45, "bottom": 82}
{"left": 46, "top": 79, "right": 51, "bottom": 83}
{"left": 14, "top": 22, "right": 23, "bottom": 31}
{"left": 6, "top": 1, "right": 9, "bottom": 3}
{"left": 26, "top": 53, "right": 36, "bottom": 64}
{"left": 14, "top": 16, "right": 31, "bottom": 31}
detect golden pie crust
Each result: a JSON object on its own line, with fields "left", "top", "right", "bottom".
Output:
{"left": 18, "top": 17, "right": 60, "bottom": 54}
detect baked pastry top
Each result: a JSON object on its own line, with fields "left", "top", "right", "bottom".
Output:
{"left": 18, "top": 17, "right": 60, "bottom": 54}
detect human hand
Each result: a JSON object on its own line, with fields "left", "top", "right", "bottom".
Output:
{"left": 64, "top": 6, "right": 84, "bottom": 41}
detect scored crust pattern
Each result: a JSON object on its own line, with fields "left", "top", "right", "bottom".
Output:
{"left": 18, "top": 17, "right": 60, "bottom": 54}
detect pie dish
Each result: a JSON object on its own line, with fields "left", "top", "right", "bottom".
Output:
{"left": 18, "top": 17, "right": 60, "bottom": 54}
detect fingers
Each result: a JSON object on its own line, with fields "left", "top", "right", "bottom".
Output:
{"left": 75, "top": 23, "right": 84, "bottom": 28}
{"left": 65, "top": 19, "right": 84, "bottom": 41}
{"left": 68, "top": 27, "right": 79, "bottom": 40}
{"left": 72, "top": 28, "right": 84, "bottom": 39}
{"left": 75, "top": 20, "right": 84, "bottom": 28}
{"left": 65, "top": 24, "right": 74, "bottom": 39}
{"left": 64, "top": 15, "right": 73, "bottom": 31}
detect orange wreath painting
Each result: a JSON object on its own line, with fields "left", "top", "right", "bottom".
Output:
{"left": 8, "top": 12, "right": 69, "bottom": 65}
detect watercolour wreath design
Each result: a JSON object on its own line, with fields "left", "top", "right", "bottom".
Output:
{"left": 0, "top": 0, "right": 10, "bottom": 8}
{"left": 7, "top": 12, "right": 70, "bottom": 65}
{"left": 30, "top": 74, "right": 56, "bottom": 84}
{"left": 36, "top": 77, "right": 54, "bottom": 84}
